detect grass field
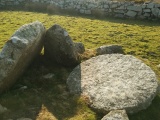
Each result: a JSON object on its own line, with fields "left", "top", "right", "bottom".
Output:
{"left": 0, "top": 11, "right": 160, "bottom": 120}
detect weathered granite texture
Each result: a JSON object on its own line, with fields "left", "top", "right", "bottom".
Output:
{"left": 96, "top": 45, "right": 124, "bottom": 55}
{"left": 67, "top": 54, "right": 158, "bottom": 114}
{"left": 0, "top": 21, "right": 45, "bottom": 93}
{"left": 44, "top": 24, "right": 80, "bottom": 66}
{"left": 101, "top": 110, "right": 129, "bottom": 120}
{"left": 74, "top": 42, "right": 85, "bottom": 54}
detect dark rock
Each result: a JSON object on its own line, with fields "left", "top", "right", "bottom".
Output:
{"left": 96, "top": 45, "right": 124, "bottom": 55}
{"left": 44, "top": 24, "right": 80, "bottom": 67}
{"left": 74, "top": 42, "right": 85, "bottom": 54}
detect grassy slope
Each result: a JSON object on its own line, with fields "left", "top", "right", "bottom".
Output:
{"left": 0, "top": 11, "right": 160, "bottom": 120}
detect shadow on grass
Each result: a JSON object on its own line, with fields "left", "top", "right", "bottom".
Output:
{"left": 1, "top": 7, "right": 160, "bottom": 27}
{"left": 0, "top": 55, "right": 99, "bottom": 120}
{"left": 45, "top": 10, "right": 160, "bottom": 27}
{"left": 128, "top": 94, "right": 160, "bottom": 120}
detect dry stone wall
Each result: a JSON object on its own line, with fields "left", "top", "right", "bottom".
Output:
{"left": 0, "top": 0, "right": 160, "bottom": 19}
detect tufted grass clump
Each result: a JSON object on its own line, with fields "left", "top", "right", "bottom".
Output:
{"left": 0, "top": 11, "right": 160, "bottom": 120}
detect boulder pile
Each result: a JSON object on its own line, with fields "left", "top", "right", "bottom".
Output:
{"left": 0, "top": 21, "right": 84, "bottom": 93}
{"left": 0, "top": 21, "right": 159, "bottom": 120}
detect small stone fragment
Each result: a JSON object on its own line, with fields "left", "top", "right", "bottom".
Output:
{"left": 96, "top": 45, "right": 124, "bottom": 55}
{"left": 101, "top": 110, "right": 129, "bottom": 120}
{"left": 0, "top": 104, "right": 7, "bottom": 114}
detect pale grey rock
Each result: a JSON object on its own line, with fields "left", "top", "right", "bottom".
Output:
{"left": 19, "top": 86, "right": 28, "bottom": 91}
{"left": 104, "top": 4, "right": 109, "bottom": 9}
{"left": 147, "top": 3, "right": 155, "bottom": 8}
{"left": 117, "top": 5, "right": 125, "bottom": 10}
{"left": 143, "top": 13, "right": 150, "bottom": 17}
{"left": 96, "top": 45, "right": 124, "bottom": 55}
{"left": 101, "top": 110, "right": 129, "bottom": 120}
{"left": 155, "top": 3, "right": 160, "bottom": 8}
{"left": 88, "top": 3, "right": 96, "bottom": 9}
{"left": 42, "top": 73, "right": 55, "bottom": 79}
{"left": 85, "top": 9, "right": 91, "bottom": 14}
{"left": 44, "top": 24, "right": 80, "bottom": 66}
{"left": 127, "top": 5, "right": 142, "bottom": 12}
{"left": 0, "top": 104, "right": 7, "bottom": 114}
{"left": 110, "top": 3, "right": 119, "bottom": 8}
{"left": 158, "top": 11, "right": 160, "bottom": 18}
{"left": 143, "top": 9, "right": 151, "bottom": 12}
{"left": 74, "top": 42, "right": 85, "bottom": 54}
{"left": 67, "top": 54, "right": 158, "bottom": 114}
{"left": 152, "top": 8, "right": 159, "bottom": 16}
{"left": 0, "top": 21, "right": 45, "bottom": 93}
{"left": 17, "top": 118, "right": 32, "bottom": 120}
{"left": 125, "top": 10, "right": 137, "bottom": 17}
{"left": 80, "top": 9, "right": 85, "bottom": 13}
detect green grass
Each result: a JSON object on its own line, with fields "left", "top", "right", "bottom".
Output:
{"left": 0, "top": 11, "right": 160, "bottom": 120}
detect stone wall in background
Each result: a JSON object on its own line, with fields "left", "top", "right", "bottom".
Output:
{"left": 0, "top": 0, "right": 160, "bottom": 20}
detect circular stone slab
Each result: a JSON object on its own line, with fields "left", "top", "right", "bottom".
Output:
{"left": 67, "top": 54, "right": 158, "bottom": 114}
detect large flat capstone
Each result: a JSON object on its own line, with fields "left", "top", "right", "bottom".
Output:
{"left": 67, "top": 54, "right": 158, "bottom": 114}
{"left": 0, "top": 21, "right": 46, "bottom": 93}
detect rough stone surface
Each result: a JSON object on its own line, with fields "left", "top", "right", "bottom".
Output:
{"left": 44, "top": 24, "right": 80, "bottom": 66}
{"left": 42, "top": 73, "right": 55, "bottom": 79}
{"left": 101, "top": 110, "right": 129, "bottom": 120}
{"left": 74, "top": 42, "right": 85, "bottom": 54}
{"left": 67, "top": 54, "right": 158, "bottom": 114}
{"left": 17, "top": 118, "right": 32, "bottom": 120}
{"left": 127, "top": 5, "right": 142, "bottom": 12}
{"left": 0, "top": 104, "right": 7, "bottom": 114}
{"left": 0, "top": 21, "right": 45, "bottom": 93}
{"left": 125, "top": 10, "right": 137, "bottom": 17}
{"left": 96, "top": 45, "right": 124, "bottom": 55}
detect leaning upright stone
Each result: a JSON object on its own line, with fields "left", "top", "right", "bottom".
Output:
{"left": 0, "top": 21, "right": 46, "bottom": 93}
{"left": 44, "top": 24, "right": 80, "bottom": 67}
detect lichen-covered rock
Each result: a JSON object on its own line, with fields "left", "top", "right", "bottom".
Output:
{"left": 96, "top": 45, "right": 124, "bottom": 55}
{"left": 0, "top": 21, "right": 45, "bottom": 93}
{"left": 101, "top": 110, "right": 129, "bottom": 120}
{"left": 44, "top": 24, "right": 80, "bottom": 66}
{"left": 74, "top": 42, "right": 85, "bottom": 54}
{"left": 67, "top": 54, "right": 158, "bottom": 114}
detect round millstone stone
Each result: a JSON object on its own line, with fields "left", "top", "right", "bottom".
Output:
{"left": 67, "top": 54, "right": 158, "bottom": 114}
